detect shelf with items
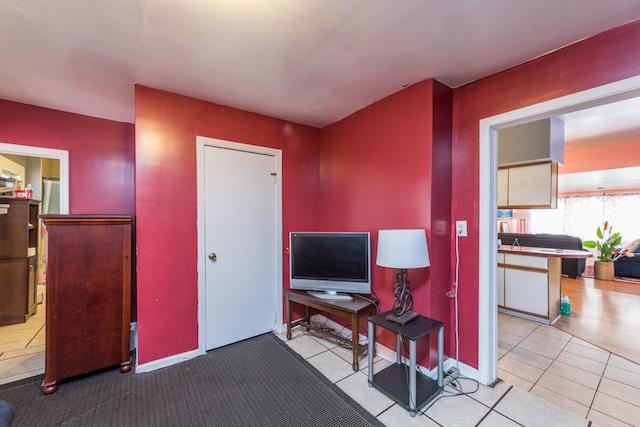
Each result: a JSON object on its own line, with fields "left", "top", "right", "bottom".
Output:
{"left": 285, "top": 289, "right": 378, "bottom": 371}
{"left": 0, "top": 197, "right": 40, "bottom": 326}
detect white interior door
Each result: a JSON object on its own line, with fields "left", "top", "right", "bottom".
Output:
{"left": 204, "top": 144, "right": 278, "bottom": 350}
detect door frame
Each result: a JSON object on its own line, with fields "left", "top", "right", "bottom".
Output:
{"left": 195, "top": 136, "right": 283, "bottom": 354}
{"left": 0, "top": 142, "right": 69, "bottom": 213}
{"left": 477, "top": 74, "right": 640, "bottom": 385}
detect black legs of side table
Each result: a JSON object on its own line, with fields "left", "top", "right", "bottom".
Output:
{"left": 367, "top": 320, "right": 444, "bottom": 417}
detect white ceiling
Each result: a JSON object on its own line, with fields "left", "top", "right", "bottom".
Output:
{"left": 562, "top": 97, "right": 640, "bottom": 151}
{"left": 1, "top": 0, "right": 639, "bottom": 194}
{"left": 1, "top": 0, "right": 640, "bottom": 128}
{"left": 558, "top": 166, "right": 640, "bottom": 194}
{"left": 558, "top": 97, "right": 640, "bottom": 193}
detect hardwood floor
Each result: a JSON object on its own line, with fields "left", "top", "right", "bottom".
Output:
{"left": 555, "top": 275, "right": 640, "bottom": 366}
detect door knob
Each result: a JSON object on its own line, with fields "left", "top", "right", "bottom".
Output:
{"left": 208, "top": 253, "right": 217, "bottom": 262}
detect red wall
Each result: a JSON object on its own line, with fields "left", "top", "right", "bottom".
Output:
{"left": 319, "top": 80, "right": 452, "bottom": 367}
{"left": 452, "top": 20, "right": 640, "bottom": 368}
{"left": 0, "top": 99, "right": 137, "bottom": 318}
{"left": 134, "top": 86, "right": 320, "bottom": 364}
{"left": 4, "top": 19, "right": 640, "bottom": 372}
{"left": 0, "top": 100, "right": 135, "bottom": 215}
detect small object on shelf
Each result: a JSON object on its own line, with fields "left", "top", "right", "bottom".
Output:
{"left": 385, "top": 310, "right": 418, "bottom": 325}
{"left": 25, "top": 184, "right": 33, "bottom": 199}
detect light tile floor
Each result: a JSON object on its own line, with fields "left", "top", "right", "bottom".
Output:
{"left": 279, "top": 313, "right": 640, "bottom": 427}
{"left": 0, "top": 300, "right": 45, "bottom": 386}
{"left": 498, "top": 312, "right": 640, "bottom": 427}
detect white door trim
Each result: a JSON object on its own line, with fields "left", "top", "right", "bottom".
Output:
{"left": 477, "top": 74, "right": 640, "bottom": 385}
{"left": 0, "top": 142, "right": 69, "bottom": 214}
{"left": 195, "top": 136, "right": 283, "bottom": 355}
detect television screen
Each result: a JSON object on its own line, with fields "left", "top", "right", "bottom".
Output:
{"left": 289, "top": 232, "right": 371, "bottom": 299}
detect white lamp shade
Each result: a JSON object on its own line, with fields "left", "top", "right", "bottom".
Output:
{"left": 376, "top": 229, "right": 430, "bottom": 269}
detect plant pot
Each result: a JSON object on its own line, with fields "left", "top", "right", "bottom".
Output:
{"left": 594, "top": 261, "right": 615, "bottom": 281}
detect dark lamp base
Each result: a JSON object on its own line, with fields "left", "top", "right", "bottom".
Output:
{"left": 385, "top": 310, "right": 418, "bottom": 325}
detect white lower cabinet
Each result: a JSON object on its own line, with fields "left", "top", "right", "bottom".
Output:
{"left": 497, "top": 253, "right": 505, "bottom": 307}
{"left": 498, "top": 252, "right": 561, "bottom": 323}
{"left": 504, "top": 268, "right": 548, "bottom": 316}
{"left": 498, "top": 266, "right": 505, "bottom": 307}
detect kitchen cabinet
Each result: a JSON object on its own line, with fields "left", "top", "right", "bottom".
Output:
{"left": 498, "top": 247, "right": 590, "bottom": 323}
{"left": 498, "top": 250, "right": 558, "bottom": 323}
{"left": 498, "top": 161, "right": 558, "bottom": 209}
{"left": 504, "top": 267, "right": 549, "bottom": 316}
{"left": 497, "top": 254, "right": 505, "bottom": 306}
{"left": 0, "top": 197, "right": 39, "bottom": 326}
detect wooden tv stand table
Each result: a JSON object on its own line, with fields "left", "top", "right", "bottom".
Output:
{"left": 285, "top": 289, "right": 378, "bottom": 371}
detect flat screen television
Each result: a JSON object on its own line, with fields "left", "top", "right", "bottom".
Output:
{"left": 289, "top": 232, "right": 371, "bottom": 300}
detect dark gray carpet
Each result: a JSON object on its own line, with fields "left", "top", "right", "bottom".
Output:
{"left": 0, "top": 333, "right": 384, "bottom": 427}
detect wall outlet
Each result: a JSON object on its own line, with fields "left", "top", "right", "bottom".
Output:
{"left": 456, "top": 220, "right": 467, "bottom": 237}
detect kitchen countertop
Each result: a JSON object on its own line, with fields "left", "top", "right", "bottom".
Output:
{"left": 498, "top": 245, "right": 592, "bottom": 259}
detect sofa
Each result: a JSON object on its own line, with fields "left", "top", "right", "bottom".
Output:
{"left": 614, "top": 239, "right": 640, "bottom": 279}
{"left": 498, "top": 232, "right": 588, "bottom": 278}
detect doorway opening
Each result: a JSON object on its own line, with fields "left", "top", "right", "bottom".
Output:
{"left": 477, "top": 75, "right": 640, "bottom": 385}
{"left": 0, "top": 142, "right": 69, "bottom": 385}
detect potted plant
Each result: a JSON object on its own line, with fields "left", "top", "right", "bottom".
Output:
{"left": 583, "top": 221, "right": 625, "bottom": 280}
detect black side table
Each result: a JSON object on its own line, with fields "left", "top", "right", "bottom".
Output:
{"left": 368, "top": 311, "right": 444, "bottom": 417}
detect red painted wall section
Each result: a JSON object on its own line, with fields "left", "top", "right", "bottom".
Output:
{"left": 0, "top": 100, "right": 135, "bottom": 215}
{"left": 451, "top": 20, "right": 640, "bottom": 369}
{"left": 134, "top": 86, "right": 320, "bottom": 364}
{"left": 430, "top": 80, "right": 453, "bottom": 355}
{"left": 319, "top": 80, "right": 453, "bottom": 368}
{"left": 0, "top": 99, "right": 137, "bottom": 319}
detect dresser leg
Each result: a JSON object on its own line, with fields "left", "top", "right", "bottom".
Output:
{"left": 41, "top": 380, "right": 58, "bottom": 395}
{"left": 120, "top": 357, "right": 132, "bottom": 373}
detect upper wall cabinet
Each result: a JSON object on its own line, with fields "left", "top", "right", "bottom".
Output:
{"left": 497, "top": 117, "right": 563, "bottom": 209}
{"left": 498, "top": 161, "right": 558, "bottom": 209}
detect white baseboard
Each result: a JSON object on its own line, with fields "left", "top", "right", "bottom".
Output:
{"left": 136, "top": 347, "right": 204, "bottom": 373}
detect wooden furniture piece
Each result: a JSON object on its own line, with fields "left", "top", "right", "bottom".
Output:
{"left": 498, "top": 245, "right": 591, "bottom": 324}
{"left": 40, "top": 214, "right": 132, "bottom": 394}
{"left": 368, "top": 311, "right": 444, "bottom": 417}
{"left": 0, "top": 197, "right": 40, "bottom": 326}
{"left": 285, "top": 289, "right": 378, "bottom": 371}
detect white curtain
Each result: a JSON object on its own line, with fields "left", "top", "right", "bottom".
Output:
{"left": 530, "top": 193, "right": 640, "bottom": 244}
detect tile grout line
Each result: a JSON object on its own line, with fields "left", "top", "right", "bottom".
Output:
{"left": 475, "top": 385, "right": 527, "bottom": 427}
{"left": 500, "top": 315, "right": 634, "bottom": 425}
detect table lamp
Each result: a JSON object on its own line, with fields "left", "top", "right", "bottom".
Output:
{"left": 514, "top": 210, "right": 531, "bottom": 233}
{"left": 376, "top": 229, "right": 430, "bottom": 324}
